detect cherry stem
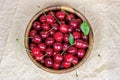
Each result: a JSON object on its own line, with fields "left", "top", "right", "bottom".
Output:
{"left": 16, "top": 38, "right": 31, "bottom": 52}
{"left": 51, "top": 12, "right": 62, "bottom": 25}
{"left": 61, "top": 9, "right": 71, "bottom": 20}
{"left": 37, "top": 6, "right": 47, "bottom": 16}
{"left": 61, "top": 44, "right": 75, "bottom": 55}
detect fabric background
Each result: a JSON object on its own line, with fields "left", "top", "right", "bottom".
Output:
{"left": 0, "top": 0, "right": 120, "bottom": 80}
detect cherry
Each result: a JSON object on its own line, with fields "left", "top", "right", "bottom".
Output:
{"left": 72, "top": 31, "right": 81, "bottom": 39}
{"left": 66, "top": 13, "right": 75, "bottom": 21}
{"left": 75, "top": 39, "right": 88, "bottom": 49}
{"left": 38, "top": 43, "right": 46, "bottom": 51}
{"left": 40, "top": 59, "right": 45, "bottom": 64}
{"left": 60, "top": 21, "right": 65, "bottom": 25}
{"left": 77, "top": 18, "right": 82, "bottom": 25}
{"left": 29, "top": 30, "right": 37, "bottom": 37}
{"left": 62, "top": 61, "right": 71, "bottom": 68}
{"left": 45, "top": 58, "right": 53, "bottom": 67}
{"left": 67, "top": 46, "right": 77, "bottom": 55}
{"left": 56, "top": 11, "right": 66, "bottom": 20}
{"left": 64, "top": 54, "right": 74, "bottom": 62}
{"left": 39, "top": 15, "right": 46, "bottom": 23}
{"left": 35, "top": 52, "right": 44, "bottom": 61}
{"left": 54, "top": 32, "right": 63, "bottom": 42}
{"left": 63, "top": 43, "right": 69, "bottom": 51}
{"left": 75, "top": 26, "right": 81, "bottom": 32}
{"left": 30, "top": 43, "right": 36, "bottom": 50}
{"left": 40, "top": 31, "right": 49, "bottom": 39}
{"left": 64, "top": 34, "right": 69, "bottom": 43}
{"left": 53, "top": 42, "right": 62, "bottom": 52}
{"left": 41, "top": 23, "right": 50, "bottom": 31}
{"left": 45, "top": 48, "right": 53, "bottom": 57}
{"left": 32, "top": 21, "right": 41, "bottom": 30}
{"left": 47, "top": 11, "right": 55, "bottom": 15}
{"left": 81, "top": 33, "right": 89, "bottom": 41}
{"left": 68, "top": 26, "right": 74, "bottom": 33}
{"left": 46, "top": 15, "right": 55, "bottom": 24}
{"left": 69, "top": 19, "right": 80, "bottom": 29}
{"left": 33, "top": 35, "right": 42, "bottom": 43}
{"left": 77, "top": 49, "right": 85, "bottom": 58}
{"left": 72, "top": 56, "right": 79, "bottom": 65}
{"left": 45, "top": 37, "right": 54, "bottom": 46}
{"left": 59, "top": 24, "right": 68, "bottom": 33}
{"left": 54, "top": 54, "right": 63, "bottom": 63}
{"left": 53, "top": 52, "right": 59, "bottom": 56}
{"left": 32, "top": 47, "right": 40, "bottom": 57}
{"left": 51, "top": 23, "right": 59, "bottom": 31}
{"left": 52, "top": 62, "right": 60, "bottom": 69}
{"left": 49, "top": 29, "right": 55, "bottom": 35}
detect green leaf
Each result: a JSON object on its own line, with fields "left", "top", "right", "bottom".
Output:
{"left": 80, "top": 21, "right": 90, "bottom": 36}
{"left": 69, "top": 33, "right": 74, "bottom": 45}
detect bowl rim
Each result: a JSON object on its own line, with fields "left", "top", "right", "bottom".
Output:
{"left": 24, "top": 5, "right": 94, "bottom": 74}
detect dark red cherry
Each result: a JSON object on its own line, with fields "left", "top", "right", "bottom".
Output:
{"left": 54, "top": 32, "right": 63, "bottom": 42}
{"left": 53, "top": 42, "right": 62, "bottom": 52}
{"left": 38, "top": 43, "right": 46, "bottom": 51}
{"left": 67, "top": 46, "right": 77, "bottom": 55}
{"left": 59, "top": 24, "right": 68, "bottom": 33}
{"left": 46, "top": 15, "right": 55, "bottom": 24}
{"left": 39, "top": 15, "right": 46, "bottom": 23}
{"left": 30, "top": 43, "right": 36, "bottom": 50}
{"left": 68, "top": 26, "right": 74, "bottom": 33}
{"left": 77, "top": 49, "right": 85, "bottom": 58}
{"left": 52, "top": 62, "right": 60, "bottom": 69}
{"left": 49, "top": 30, "right": 55, "bottom": 35}
{"left": 60, "top": 21, "right": 65, "bottom": 25}
{"left": 51, "top": 23, "right": 59, "bottom": 31}
{"left": 35, "top": 52, "right": 44, "bottom": 61}
{"left": 32, "top": 21, "right": 41, "bottom": 30}
{"left": 45, "top": 58, "right": 53, "bottom": 67}
{"left": 64, "top": 34, "right": 69, "bottom": 43}
{"left": 45, "top": 48, "right": 53, "bottom": 57}
{"left": 32, "top": 47, "right": 40, "bottom": 57}
{"left": 66, "top": 13, "right": 75, "bottom": 21}
{"left": 41, "top": 23, "right": 50, "bottom": 31}
{"left": 40, "top": 31, "right": 49, "bottom": 39}
{"left": 63, "top": 43, "right": 69, "bottom": 51}
{"left": 72, "top": 31, "right": 81, "bottom": 39}
{"left": 72, "top": 56, "right": 79, "bottom": 65}
{"left": 75, "top": 39, "right": 88, "bottom": 49}
{"left": 53, "top": 52, "right": 60, "bottom": 56}
{"left": 45, "top": 37, "right": 54, "bottom": 46}
{"left": 54, "top": 54, "right": 63, "bottom": 63}
{"left": 29, "top": 30, "right": 37, "bottom": 37}
{"left": 81, "top": 33, "right": 89, "bottom": 41}
{"left": 64, "top": 54, "right": 74, "bottom": 62}
{"left": 69, "top": 19, "right": 79, "bottom": 29}
{"left": 62, "top": 61, "right": 71, "bottom": 68}
{"left": 56, "top": 11, "right": 66, "bottom": 20}
{"left": 33, "top": 35, "right": 42, "bottom": 43}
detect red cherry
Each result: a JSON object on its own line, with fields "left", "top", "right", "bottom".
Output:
{"left": 59, "top": 24, "right": 68, "bottom": 33}
{"left": 64, "top": 54, "right": 74, "bottom": 62}
{"left": 75, "top": 26, "right": 81, "bottom": 32}
{"left": 54, "top": 54, "right": 63, "bottom": 63}
{"left": 33, "top": 35, "right": 42, "bottom": 43}
{"left": 68, "top": 26, "right": 74, "bottom": 33}
{"left": 40, "top": 31, "right": 49, "bottom": 39}
{"left": 62, "top": 61, "right": 71, "bottom": 68}
{"left": 54, "top": 32, "right": 63, "bottom": 42}
{"left": 77, "top": 18, "right": 83, "bottom": 25}
{"left": 45, "top": 48, "right": 53, "bottom": 57}
{"left": 72, "top": 56, "right": 79, "bottom": 65}
{"left": 72, "top": 31, "right": 81, "bottom": 39}
{"left": 52, "top": 62, "right": 60, "bottom": 69}
{"left": 39, "top": 15, "right": 46, "bottom": 23}
{"left": 56, "top": 11, "right": 66, "bottom": 20}
{"left": 81, "top": 33, "right": 89, "bottom": 41}
{"left": 29, "top": 30, "right": 37, "bottom": 37}
{"left": 32, "top": 47, "right": 40, "bottom": 56}
{"left": 53, "top": 52, "right": 60, "bottom": 56}
{"left": 75, "top": 39, "right": 88, "bottom": 49}
{"left": 45, "top": 37, "right": 54, "bottom": 46}
{"left": 60, "top": 21, "right": 65, "bottom": 25}
{"left": 45, "top": 58, "right": 53, "bottom": 67}
{"left": 69, "top": 19, "right": 80, "bottom": 29}
{"left": 46, "top": 15, "right": 55, "bottom": 24}
{"left": 32, "top": 21, "right": 41, "bottom": 30}
{"left": 38, "top": 43, "right": 46, "bottom": 51}
{"left": 64, "top": 34, "right": 69, "bottom": 43}
{"left": 35, "top": 52, "right": 44, "bottom": 61}
{"left": 67, "top": 46, "right": 77, "bottom": 55}
{"left": 29, "top": 43, "right": 36, "bottom": 50}
{"left": 63, "top": 43, "right": 69, "bottom": 51}
{"left": 49, "top": 30, "right": 55, "bottom": 35}
{"left": 41, "top": 23, "right": 50, "bottom": 31}
{"left": 66, "top": 13, "right": 75, "bottom": 21}
{"left": 77, "top": 49, "right": 85, "bottom": 58}
{"left": 53, "top": 42, "right": 62, "bottom": 52}
{"left": 40, "top": 59, "right": 45, "bottom": 64}
{"left": 51, "top": 23, "right": 59, "bottom": 31}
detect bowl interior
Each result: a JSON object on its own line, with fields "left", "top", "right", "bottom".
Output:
{"left": 24, "top": 5, "right": 94, "bottom": 74}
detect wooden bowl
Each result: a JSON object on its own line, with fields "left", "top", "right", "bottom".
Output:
{"left": 24, "top": 5, "right": 94, "bottom": 74}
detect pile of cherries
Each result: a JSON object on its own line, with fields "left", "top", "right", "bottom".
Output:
{"left": 28, "top": 10, "right": 89, "bottom": 69}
